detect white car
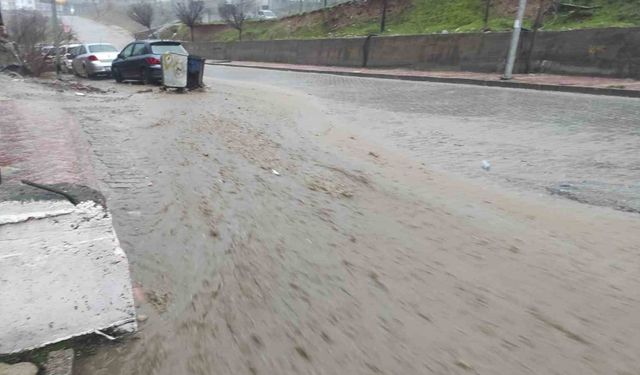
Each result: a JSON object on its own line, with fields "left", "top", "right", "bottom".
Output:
{"left": 71, "top": 43, "right": 119, "bottom": 78}
{"left": 58, "top": 43, "right": 81, "bottom": 74}
{"left": 257, "top": 9, "right": 277, "bottom": 20}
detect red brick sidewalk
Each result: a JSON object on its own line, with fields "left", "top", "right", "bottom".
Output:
{"left": 208, "top": 60, "right": 640, "bottom": 97}
{"left": 0, "top": 96, "right": 96, "bottom": 186}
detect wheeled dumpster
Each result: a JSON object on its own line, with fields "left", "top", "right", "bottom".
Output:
{"left": 187, "top": 55, "right": 205, "bottom": 89}
{"left": 161, "top": 52, "right": 188, "bottom": 88}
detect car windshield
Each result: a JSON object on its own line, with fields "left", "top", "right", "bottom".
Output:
{"left": 88, "top": 44, "right": 118, "bottom": 53}
{"left": 151, "top": 43, "right": 187, "bottom": 55}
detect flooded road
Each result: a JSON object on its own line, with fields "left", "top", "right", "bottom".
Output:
{"left": 206, "top": 66, "right": 640, "bottom": 213}
{"left": 36, "top": 73, "right": 636, "bottom": 375}
{"left": 52, "top": 16, "right": 640, "bottom": 375}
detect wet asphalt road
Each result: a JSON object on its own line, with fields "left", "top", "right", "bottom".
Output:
{"left": 62, "top": 15, "right": 133, "bottom": 50}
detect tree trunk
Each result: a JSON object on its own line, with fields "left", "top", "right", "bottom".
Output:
{"left": 238, "top": 28, "right": 242, "bottom": 41}
{"left": 190, "top": 26, "right": 194, "bottom": 41}
{"left": 380, "top": 0, "right": 387, "bottom": 33}
{"left": 525, "top": 0, "right": 545, "bottom": 73}
{"left": 0, "top": 6, "right": 5, "bottom": 37}
{"left": 482, "top": 0, "right": 491, "bottom": 31}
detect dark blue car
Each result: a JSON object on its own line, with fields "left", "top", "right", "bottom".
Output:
{"left": 111, "top": 40, "right": 188, "bottom": 84}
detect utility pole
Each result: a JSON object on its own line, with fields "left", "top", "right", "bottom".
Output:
{"left": 502, "top": 0, "right": 527, "bottom": 80}
{"left": 51, "top": 0, "right": 61, "bottom": 79}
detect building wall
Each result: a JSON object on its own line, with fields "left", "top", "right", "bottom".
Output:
{"left": 1, "top": 0, "right": 56, "bottom": 12}
{"left": 1, "top": 0, "right": 37, "bottom": 11}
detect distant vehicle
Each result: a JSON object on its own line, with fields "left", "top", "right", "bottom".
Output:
{"left": 39, "top": 45, "right": 54, "bottom": 56}
{"left": 71, "top": 43, "right": 119, "bottom": 78}
{"left": 111, "top": 40, "right": 188, "bottom": 84}
{"left": 257, "top": 9, "right": 277, "bottom": 20}
{"left": 38, "top": 45, "right": 55, "bottom": 64}
{"left": 58, "top": 43, "right": 81, "bottom": 73}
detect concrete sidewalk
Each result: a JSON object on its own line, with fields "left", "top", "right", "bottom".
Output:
{"left": 0, "top": 78, "right": 137, "bottom": 354}
{"left": 207, "top": 61, "right": 640, "bottom": 98}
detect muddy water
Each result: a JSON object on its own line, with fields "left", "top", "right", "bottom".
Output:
{"left": 8, "top": 73, "right": 640, "bottom": 374}
{"left": 207, "top": 66, "right": 640, "bottom": 214}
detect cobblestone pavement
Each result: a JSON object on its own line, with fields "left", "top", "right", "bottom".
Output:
{"left": 207, "top": 66, "right": 640, "bottom": 213}
{"left": 0, "top": 79, "right": 95, "bottom": 186}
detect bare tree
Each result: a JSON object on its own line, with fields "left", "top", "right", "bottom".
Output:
{"left": 7, "top": 10, "right": 48, "bottom": 52}
{"left": 218, "top": 0, "right": 254, "bottom": 41}
{"left": 379, "top": 0, "right": 388, "bottom": 32}
{"left": 7, "top": 10, "right": 49, "bottom": 75}
{"left": 482, "top": 0, "right": 491, "bottom": 31}
{"left": 175, "top": 0, "right": 205, "bottom": 41}
{"left": 92, "top": 0, "right": 102, "bottom": 18}
{"left": 525, "top": 0, "right": 550, "bottom": 73}
{"left": 129, "top": 2, "right": 155, "bottom": 30}
{"left": 56, "top": 23, "right": 76, "bottom": 45}
{"left": 0, "top": 6, "right": 5, "bottom": 37}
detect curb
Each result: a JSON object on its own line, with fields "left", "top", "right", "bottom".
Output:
{"left": 207, "top": 62, "right": 640, "bottom": 99}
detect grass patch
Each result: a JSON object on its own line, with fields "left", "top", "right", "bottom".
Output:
{"left": 208, "top": 0, "right": 640, "bottom": 41}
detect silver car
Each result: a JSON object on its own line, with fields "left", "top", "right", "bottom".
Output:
{"left": 71, "top": 43, "right": 119, "bottom": 78}
{"left": 58, "top": 43, "right": 81, "bottom": 74}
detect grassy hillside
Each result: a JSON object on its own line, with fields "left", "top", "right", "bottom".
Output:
{"left": 210, "top": 0, "right": 640, "bottom": 41}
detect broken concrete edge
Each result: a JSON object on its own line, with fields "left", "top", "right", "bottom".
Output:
{"left": 0, "top": 323, "right": 133, "bottom": 371}
{"left": 0, "top": 317, "right": 137, "bottom": 357}
{"left": 0, "top": 183, "right": 106, "bottom": 208}
{"left": 1, "top": 183, "right": 138, "bottom": 357}
{"left": 206, "top": 62, "right": 640, "bottom": 99}
{"left": 0, "top": 199, "right": 137, "bottom": 354}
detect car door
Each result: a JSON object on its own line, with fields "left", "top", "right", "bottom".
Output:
{"left": 129, "top": 43, "right": 148, "bottom": 79}
{"left": 72, "top": 45, "right": 87, "bottom": 74}
{"left": 114, "top": 43, "right": 135, "bottom": 77}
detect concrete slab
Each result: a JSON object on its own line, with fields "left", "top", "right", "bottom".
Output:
{"left": 0, "top": 198, "right": 137, "bottom": 354}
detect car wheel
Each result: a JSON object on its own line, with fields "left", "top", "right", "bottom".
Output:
{"left": 81, "top": 64, "right": 94, "bottom": 79}
{"left": 113, "top": 67, "right": 123, "bottom": 83}
{"left": 141, "top": 68, "right": 153, "bottom": 85}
